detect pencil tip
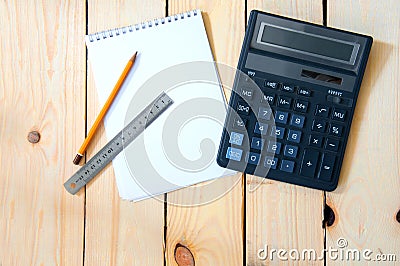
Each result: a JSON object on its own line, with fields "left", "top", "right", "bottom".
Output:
{"left": 131, "top": 51, "right": 138, "bottom": 61}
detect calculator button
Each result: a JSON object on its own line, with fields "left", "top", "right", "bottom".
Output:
{"left": 315, "top": 105, "right": 330, "bottom": 118}
{"left": 233, "top": 117, "right": 247, "bottom": 129}
{"left": 239, "top": 88, "right": 254, "bottom": 100}
{"left": 246, "top": 152, "right": 261, "bottom": 165}
{"left": 264, "top": 157, "right": 278, "bottom": 169}
{"left": 293, "top": 99, "right": 308, "bottom": 112}
{"left": 329, "top": 124, "right": 343, "bottom": 137}
{"left": 281, "top": 84, "right": 295, "bottom": 93}
{"left": 280, "top": 160, "right": 295, "bottom": 173}
{"left": 254, "top": 122, "right": 269, "bottom": 135}
{"left": 300, "top": 149, "right": 319, "bottom": 178}
{"left": 287, "top": 129, "right": 302, "bottom": 143}
{"left": 325, "top": 138, "right": 340, "bottom": 152}
{"left": 265, "top": 80, "right": 280, "bottom": 89}
{"left": 237, "top": 101, "right": 250, "bottom": 115}
{"left": 332, "top": 108, "right": 346, "bottom": 122}
{"left": 270, "top": 126, "right": 285, "bottom": 139}
{"left": 284, "top": 145, "right": 298, "bottom": 158}
{"left": 261, "top": 93, "right": 275, "bottom": 105}
{"left": 267, "top": 141, "right": 282, "bottom": 154}
{"left": 251, "top": 137, "right": 264, "bottom": 150}
{"left": 258, "top": 107, "right": 272, "bottom": 120}
{"left": 297, "top": 88, "right": 312, "bottom": 97}
{"left": 229, "top": 132, "right": 244, "bottom": 146}
{"left": 312, "top": 119, "right": 326, "bottom": 132}
{"left": 290, "top": 114, "right": 305, "bottom": 128}
{"left": 226, "top": 147, "right": 243, "bottom": 161}
{"left": 309, "top": 135, "right": 323, "bottom": 148}
{"left": 275, "top": 111, "right": 289, "bottom": 124}
{"left": 277, "top": 96, "right": 292, "bottom": 109}
{"left": 318, "top": 153, "right": 336, "bottom": 181}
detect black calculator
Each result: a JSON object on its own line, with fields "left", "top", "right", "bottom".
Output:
{"left": 216, "top": 10, "right": 372, "bottom": 191}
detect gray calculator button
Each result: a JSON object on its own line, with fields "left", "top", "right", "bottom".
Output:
{"left": 280, "top": 160, "right": 295, "bottom": 173}
{"left": 290, "top": 114, "right": 305, "bottom": 128}
{"left": 267, "top": 141, "right": 281, "bottom": 154}
{"left": 229, "top": 132, "right": 244, "bottom": 146}
{"left": 254, "top": 122, "right": 268, "bottom": 135}
{"left": 226, "top": 147, "right": 243, "bottom": 161}
{"left": 258, "top": 107, "right": 272, "bottom": 120}
{"left": 240, "top": 87, "right": 254, "bottom": 100}
{"left": 270, "top": 126, "right": 285, "bottom": 139}
{"left": 275, "top": 111, "right": 289, "bottom": 124}
{"left": 237, "top": 101, "right": 250, "bottom": 115}
{"left": 264, "top": 157, "right": 278, "bottom": 169}
{"left": 233, "top": 117, "right": 247, "bottom": 129}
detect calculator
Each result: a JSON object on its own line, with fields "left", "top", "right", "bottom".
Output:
{"left": 216, "top": 10, "right": 372, "bottom": 191}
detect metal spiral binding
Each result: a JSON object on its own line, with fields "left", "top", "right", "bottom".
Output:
{"left": 87, "top": 10, "right": 198, "bottom": 42}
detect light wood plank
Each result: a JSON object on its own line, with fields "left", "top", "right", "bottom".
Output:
{"left": 0, "top": 0, "right": 86, "bottom": 265}
{"left": 246, "top": 1, "right": 325, "bottom": 265}
{"left": 85, "top": 1, "right": 166, "bottom": 265}
{"left": 327, "top": 0, "right": 400, "bottom": 264}
{"left": 166, "top": 1, "right": 245, "bottom": 265}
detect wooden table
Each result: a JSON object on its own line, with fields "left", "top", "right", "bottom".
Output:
{"left": 1, "top": 0, "right": 399, "bottom": 265}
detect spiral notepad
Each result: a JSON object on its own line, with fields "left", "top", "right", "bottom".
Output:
{"left": 86, "top": 10, "right": 235, "bottom": 201}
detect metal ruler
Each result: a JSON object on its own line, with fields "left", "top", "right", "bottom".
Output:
{"left": 64, "top": 92, "right": 174, "bottom": 195}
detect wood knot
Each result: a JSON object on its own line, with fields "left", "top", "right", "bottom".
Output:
{"left": 323, "top": 204, "right": 335, "bottom": 228}
{"left": 396, "top": 209, "right": 400, "bottom": 224}
{"left": 174, "top": 244, "right": 195, "bottom": 266}
{"left": 27, "top": 131, "right": 40, "bottom": 143}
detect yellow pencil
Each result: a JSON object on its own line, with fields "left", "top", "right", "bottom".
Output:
{"left": 73, "top": 52, "right": 138, "bottom": 165}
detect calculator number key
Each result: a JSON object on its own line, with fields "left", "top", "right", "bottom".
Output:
{"left": 293, "top": 99, "right": 309, "bottom": 112}
{"left": 329, "top": 124, "right": 343, "bottom": 137}
{"left": 275, "top": 111, "right": 289, "bottom": 124}
{"left": 226, "top": 147, "right": 243, "bottom": 161}
{"left": 290, "top": 114, "right": 305, "bottom": 128}
{"left": 251, "top": 137, "right": 264, "bottom": 150}
{"left": 270, "top": 126, "right": 285, "bottom": 139}
{"left": 258, "top": 107, "right": 272, "bottom": 120}
{"left": 284, "top": 145, "right": 298, "bottom": 158}
{"left": 237, "top": 101, "right": 250, "bottom": 115}
{"left": 264, "top": 157, "right": 278, "bottom": 169}
{"left": 267, "top": 141, "right": 282, "bottom": 154}
{"left": 287, "top": 129, "right": 302, "bottom": 143}
{"left": 254, "top": 122, "right": 269, "bottom": 135}
{"left": 246, "top": 152, "right": 261, "bottom": 165}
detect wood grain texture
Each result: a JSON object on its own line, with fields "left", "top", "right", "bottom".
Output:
{"left": 246, "top": 1, "right": 325, "bottom": 265}
{"left": 0, "top": 0, "right": 86, "bottom": 265}
{"left": 85, "top": 1, "right": 166, "bottom": 265}
{"left": 166, "top": 1, "right": 245, "bottom": 265}
{"left": 326, "top": 0, "right": 400, "bottom": 264}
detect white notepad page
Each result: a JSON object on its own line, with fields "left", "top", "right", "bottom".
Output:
{"left": 86, "top": 10, "right": 236, "bottom": 201}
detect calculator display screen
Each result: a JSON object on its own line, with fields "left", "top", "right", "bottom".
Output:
{"left": 259, "top": 23, "right": 357, "bottom": 63}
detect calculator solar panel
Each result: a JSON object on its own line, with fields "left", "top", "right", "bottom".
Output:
{"left": 216, "top": 10, "right": 372, "bottom": 191}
